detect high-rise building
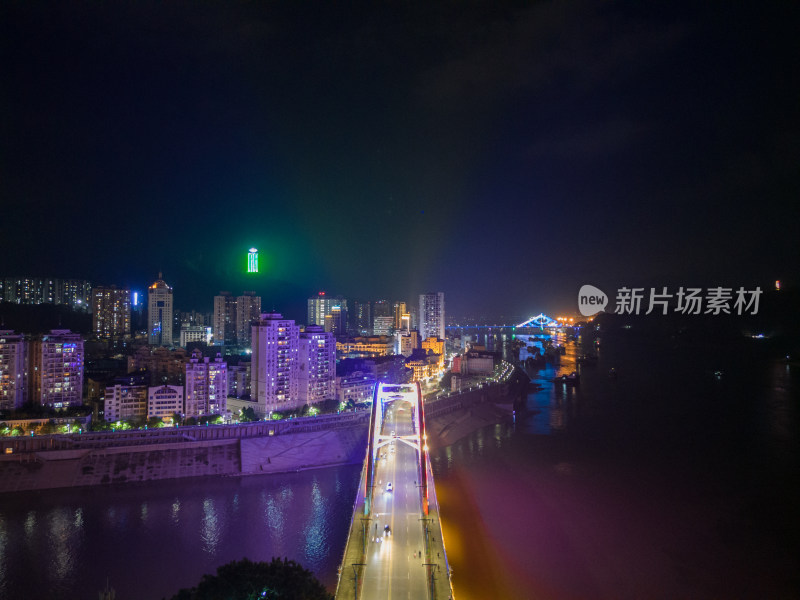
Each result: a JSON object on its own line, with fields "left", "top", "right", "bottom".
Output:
{"left": 373, "top": 299, "right": 391, "bottom": 319}
{"left": 213, "top": 291, "right": 261, "bottom": 347}
{"left": 298, "top": 325, "right": 335, "bottom": 405}
{"left": 0, "top": 277, "right": 92, "bottom": 310}
{"left": 185, "top": 351, "right": 228, "bottom": 417}
{"left": 0, "top": 330, "right": 27, "bottom": 410}
{"left": 325, "top": 305, "right": 345, "bottom": 335}
{"left": 92, "top": 286, "right": 131, "bottom": 340}
{"left": 308, "top": 292, "right": 333, "bottom": 326}
{"left": 393, "top": 302, "right": 407, "bottom": 330}
{"left": 236, "top": 292, "right": 261, "bottom": 347}
{"left": 213, "top": 292, "right": 237, "bottom": 345}
{"left": 60, "top": 279, "right": 92, "bottom": 311}
{"left": 30, "top": 330, "right": 84, "bottom": 408}
{"left": 228, "top": 363, "right": 250, "bottom": 399}
{"left": 419, "top": 292, "right": 445, "bottom": 341}
{"left": 147, "top": 274, "right": 173, "bottom": 346}
{"left": 354, "top": 301, "right": 371, "bottom": 335}
{"left": 307, "top": 292, "right": 348, "bottom": 329}
{"left": 373, "top": 316, "right": 394, "bottom": 336}
{"left": 251, "top": 313, "right": 300, "bottom": 416}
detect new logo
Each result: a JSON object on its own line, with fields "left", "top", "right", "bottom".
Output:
{"left": 578, "top": 284, "right": 608, "bottom": 316}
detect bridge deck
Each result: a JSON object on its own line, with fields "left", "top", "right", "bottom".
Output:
{"left": 335, "top": 383, "right": 453, "bottom": 600}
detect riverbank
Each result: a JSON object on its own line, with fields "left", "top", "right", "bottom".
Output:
{"left": 0, "top": 414, "right": 370, "bottom": 493}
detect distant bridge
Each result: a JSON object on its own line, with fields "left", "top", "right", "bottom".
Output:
{"left": 515, "top": 313, "right": 561, "bottom": 328}
{"left": 335, "top": 382, "right": 453, "bottom": 599}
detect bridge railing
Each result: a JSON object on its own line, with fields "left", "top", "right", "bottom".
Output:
{"left": 422, "top": 450, "right": 455, "bottom": 600}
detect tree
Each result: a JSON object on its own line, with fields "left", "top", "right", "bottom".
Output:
{"left": 39, "top": 420, "right": 58, "bottom": 435}
{"left": 185, "top": 416, "right": 198, "bottom": 426}
{"left": 168, "top": 557, "right": 332, "bottom": 600}
{"left": 146, "top": 416, "right": 163, "bottom": 429}
{"left": 240, "top": 407, "right": 257, "bottom": 422}
{"left": 172, "top": 412, "right": 184, "bottom": 426}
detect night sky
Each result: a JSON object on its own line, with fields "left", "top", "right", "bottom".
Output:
{"left": 2, "top": 2, "right": 798, "bottom": 320}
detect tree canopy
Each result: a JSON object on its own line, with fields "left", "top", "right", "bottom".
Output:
{"left": 167, "top": 557, "right": 332, "bottom": 600}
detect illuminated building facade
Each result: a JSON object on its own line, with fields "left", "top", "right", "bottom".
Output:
{"left": 419, "top": 292, "right": 445, "bottom": 341}
{"left": 92, "top": 285, "right": 131, "bottom": 340}
{"left": 148, "top": 385, "right": 184, "bottom": 422}
{"left": 393, "top": 301, "right": 407, "bottom": 330}
{"left": 354, "top": 300, "right": 371, "bottom": 335}
{"left": 251, "top": 313, "right": 300, "bottom": 416}
{"left": 373, "top": 315, "right": 394, "bottom": 336}
{"left": 0, "top": 330, "right": 27, "bottom": 410}
{"left": 236, "top": 292, "right": 261, "bottom": 346}
{"left": 227, "top": 364, "right": 250, "bottom": 398}
{"left": 213, "top": 292, "right": 237, "bottom": 345}
{"left": 336, "top": 371, "right": 376, "bottom": 404}
{"left": 214, "top": 291, "right": 261, "bottom": 347}
{"left": 395, "top": 330, "right": 419, "bottom": 357}
{"left": 308, "top": 293, "right": 348, "bottom": 330}
{"left": 104, "top": 384, "right": 147, "bottom": 421}
{"left": 324, "top": 305, "right": 345, "bottom": 335}
{"left": 0, "top": 277, "right": 92, "bottom": 310}
{"left": 336, "top": 335, "right": 394, "bottom": 357}
{"left": 30, "top": 330, "right": 84, "bottom": 408}
{"left": 180, "top": 325, "right": 211, "bottom": 347}
{"left": 372, "top": 299, "right": 391, "bottom": 320}
{"left": 299, "top": 325, "right": 335, "bottom": 405}
{"left": 185, "top": 351, "right": 228, "bottom": 417}
{"left": 147, "top": 274, "right": 173, "bottom": 346}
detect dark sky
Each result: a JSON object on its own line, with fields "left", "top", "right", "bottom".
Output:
{"left": 2, "top": 1, "right": 798, "bottom": 320}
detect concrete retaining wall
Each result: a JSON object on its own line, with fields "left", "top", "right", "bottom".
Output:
{"left": 0, "top": 420, "right": 370, "bottom": 494}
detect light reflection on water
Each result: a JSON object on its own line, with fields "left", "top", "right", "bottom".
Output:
{"left": 201, "top": 498, "right": 221, "bottom": 555}
{"left": 0, "top": 465, "right": 361, "bottom": 599}
{"left": 432, "top": 328, "right": 800, "bottom": 599}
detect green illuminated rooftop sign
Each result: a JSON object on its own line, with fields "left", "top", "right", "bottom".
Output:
{"left": 247, "top": 248, "right": 258, "bottom": 273}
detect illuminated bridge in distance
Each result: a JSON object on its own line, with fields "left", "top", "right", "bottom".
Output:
{"left": 335, "top": 382, "right": 453, "bottom": 600}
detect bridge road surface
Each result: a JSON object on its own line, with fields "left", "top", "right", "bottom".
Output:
{"left": 360, "top": 400, "right": 429, "bottom": 599}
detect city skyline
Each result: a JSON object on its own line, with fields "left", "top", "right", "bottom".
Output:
{"left": 2, "top": 3, "right": 796, "bottom": 321}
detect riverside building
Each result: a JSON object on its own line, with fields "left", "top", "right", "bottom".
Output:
{"left": 251, "top": 313, "right": 300, "bottom": 416}
{"left": 0, "top": 330, "right": 27, "bottom": 410}
{"left": 30, "top": 330, "right": 84, "bottom": 408}
{"left": 298, "top": 325, "right": 335, "bottom": 405}
{"left": 184, "top": 351, "right": 228, "bottom": 417}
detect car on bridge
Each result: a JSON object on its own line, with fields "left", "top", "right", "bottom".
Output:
{"left": 386, "top": 482, "right": 393, "bottom": 492}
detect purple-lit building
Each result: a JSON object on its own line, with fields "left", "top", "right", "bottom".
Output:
{"left": 298, "top": 325, "right": 335, "bottom": 405}
{"left": 29, "top": 330, "right": 84, "bottom": 408}
{"left": 0, "top": 330, "right": 27, "bottom": 410}
{"left": 184, "top": 351, "right": 228, "bottom": 417}
{"left": 251, "top": 313, "right": 300, "bottom": 416}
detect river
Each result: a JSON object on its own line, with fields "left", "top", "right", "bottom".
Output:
{"left": 0, "top": 326, "right": 797, "bottom": 599}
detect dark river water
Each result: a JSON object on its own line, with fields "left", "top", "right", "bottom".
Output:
{"left": 0, "top": 327, "right": 798, "bottom": 599}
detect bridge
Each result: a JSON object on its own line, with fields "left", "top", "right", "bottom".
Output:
{"left": 515, "top": 313, "right": 563, "bottom": 329}
{"left": 335, "top": 381, "right": 453, "bottom": 599}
